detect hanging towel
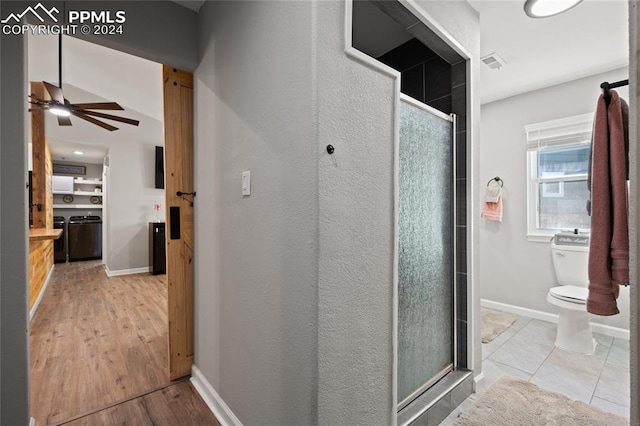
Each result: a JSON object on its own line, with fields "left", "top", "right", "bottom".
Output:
{"left": 587, "top": 89, "right": 629, "bottom": 316}
{"left": 485, "top": 186, "right": 502, "bottom": 203}
{"left": 481, "top": 187, "right": 503, "bottom": 222}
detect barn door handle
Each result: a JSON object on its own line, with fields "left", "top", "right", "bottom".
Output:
{"left": 176, "top": 191, "right": 196, "bottom": 197}
{"left": 169, "top": 206, "right": 181, "bottom": 240}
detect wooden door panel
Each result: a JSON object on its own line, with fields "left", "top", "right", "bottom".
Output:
{"left": 163, "top": 66, "right": 194, "bottom": 380}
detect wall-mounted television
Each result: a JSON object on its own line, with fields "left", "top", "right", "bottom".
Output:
{"left": 155, "top": 146, "right": 164, "bottom": 189}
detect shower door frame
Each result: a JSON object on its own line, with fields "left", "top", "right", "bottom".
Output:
{"left": 396, "top": 93, "right": 457, "bottom": 411}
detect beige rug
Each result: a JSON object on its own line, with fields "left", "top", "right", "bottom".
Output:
{"left": 454, "top": 378, "right": 628, "bottom": 425}
{"left": 481, "top": 308, "right": 516, "bottom": 343}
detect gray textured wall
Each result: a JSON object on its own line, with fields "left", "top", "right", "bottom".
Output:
{"left": 480, "top": 68, "right": 630, "bottom": 331}
{"left": 194, "top": 1, "right": 318, "bottom": 424}
{"left": 0, "top": 17, "right": 30, "bottom": 425}
{"left": 316, "top": 1, "right": 480, "bottom": 424}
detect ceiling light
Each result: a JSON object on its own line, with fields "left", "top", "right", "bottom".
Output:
{"left": 49, "top": 106, "right": 71, "bottom": 117}
{"left": 73, "top": 151, "right": 84, "bottom": 156}
{"left": 524, "top": 0, "right": 583, "bottom": 18}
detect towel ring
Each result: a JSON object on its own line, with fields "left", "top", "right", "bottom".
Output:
{"left": 487, "top": 176, "right": 504, "bottom": 187}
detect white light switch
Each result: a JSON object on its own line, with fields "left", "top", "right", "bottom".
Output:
{"left": 242, "top": 171, "right": 251, "bottom": 196}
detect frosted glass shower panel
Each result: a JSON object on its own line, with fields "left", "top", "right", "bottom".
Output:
{"left": 398, "top": 99, "right": 454, "bottom": 406}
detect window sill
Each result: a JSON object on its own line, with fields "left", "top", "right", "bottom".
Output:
{"left": 527, "top": 234, "right": 555, "bottom": 243}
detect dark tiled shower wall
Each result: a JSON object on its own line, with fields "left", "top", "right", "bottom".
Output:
{"left": 452, "top": 60, "right": 468, "bottom": 370}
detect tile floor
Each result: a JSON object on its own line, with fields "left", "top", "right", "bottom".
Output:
{"left": 441, "top": 313, "right": 630, "bottom": 424}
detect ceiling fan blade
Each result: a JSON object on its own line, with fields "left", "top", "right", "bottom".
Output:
{"left": 58, "top": 115, "right": 72, "bottom": 126}
{"left": 43, "top": 81, "right": 65, "bottom": 104}
{"left": 70, "top": 102, "right": 124, "bottom": 111}
{"left": 72, "top": 111, "right": 118, "bottom": 131}
{"left": 82, "top": 110, "right": 140, "bottom": 126}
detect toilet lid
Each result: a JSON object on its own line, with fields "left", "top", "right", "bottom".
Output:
{"left": 549, "top": 285, "right": 587, "bottom": 304}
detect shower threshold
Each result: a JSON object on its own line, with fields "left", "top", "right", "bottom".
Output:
{"left": 398, "top": 369, "right": 473, "bottom": 426}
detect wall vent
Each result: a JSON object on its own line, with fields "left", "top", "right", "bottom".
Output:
{"left": 481, "top": 53, "right": 506, "bottom": 70}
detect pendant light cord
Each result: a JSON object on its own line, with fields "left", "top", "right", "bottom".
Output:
{"left": 58, "top": 2, "right": 65, "bottom": 89}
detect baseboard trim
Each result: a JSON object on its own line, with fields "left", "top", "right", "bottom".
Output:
{"left": 473, "top": 372, "right": 485, "bottom": 392}
{"left": 104, "top": 266, "right": 151, "bottom": 277}
{"left": 30, "top": 264, "right": 55, "bottom": 321}
{"left": 191, "top": 365, "right": 243, "bottom": 426}
{"left": 481, "top": 299, "right": 630, "bottom": 340}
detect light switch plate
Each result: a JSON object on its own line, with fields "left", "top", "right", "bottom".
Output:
{"left": 242, "top": 171, "right": 251, "bottom": 196}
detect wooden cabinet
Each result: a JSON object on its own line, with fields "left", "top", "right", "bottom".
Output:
{"left": 149, "top": 222, "right": 166, "bottom": 275}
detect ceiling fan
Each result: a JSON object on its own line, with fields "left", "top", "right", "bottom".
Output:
{"left": 28, "top": 35, "right": 140, "bottom": 132}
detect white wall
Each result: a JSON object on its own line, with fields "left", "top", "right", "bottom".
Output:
{"left": 106, "top": 137, "right": 165, "bottom": 272}
{"left": 479, "top": 67, "right": 630, "bottom": 331}
{"left": 194, "top": 1, "right": 318, "bottom": 424}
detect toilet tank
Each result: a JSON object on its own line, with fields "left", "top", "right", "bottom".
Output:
{"left": 551, "top": 241, "right": 589, "bottom": 287}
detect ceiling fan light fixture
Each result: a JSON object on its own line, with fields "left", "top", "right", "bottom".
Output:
{"left": 524, "top": 0, "right": 583, "bottom": 18}
{"left": 49, "top": 105, "right": 71, "bottom": 117}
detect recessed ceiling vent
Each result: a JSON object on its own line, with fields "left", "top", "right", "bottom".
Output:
{"left": 481, "top": 53, "right": 506, "bottom": 70}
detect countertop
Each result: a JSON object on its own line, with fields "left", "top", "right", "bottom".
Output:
{"left": 29, "top": 228, "right": 63, "bottom": 241}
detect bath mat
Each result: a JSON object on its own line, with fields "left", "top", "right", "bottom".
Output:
{"left": 481, "top": 308, "right": 516, "bottom": 343}
{"left": 454, "top": 377, "right": 628, "bottom": 425}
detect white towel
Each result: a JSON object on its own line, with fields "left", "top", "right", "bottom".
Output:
{"left": 485, "top": 186, "right": 502, "bottom": 203}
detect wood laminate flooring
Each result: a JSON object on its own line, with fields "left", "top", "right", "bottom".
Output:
{"left": 61, "top": 381, "right": 220, "bottom": 426}
{"left": 30, "top": 261, "right": 177, "bottom": 424}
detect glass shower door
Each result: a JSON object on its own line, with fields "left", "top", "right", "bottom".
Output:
{"left": 397, "top": 95, "right": 455, "bottom": 408}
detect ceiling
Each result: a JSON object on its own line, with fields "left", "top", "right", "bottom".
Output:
{"left": 468, "top": 0, "right": 628, "bottom": 104}
{"left": 28, "top": 34, "right": 163, "bottom": 164}
{"left": 171, "top": 1, "right": 205, "bottom": 12}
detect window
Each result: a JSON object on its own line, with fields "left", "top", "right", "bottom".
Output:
{"left": 525, "top": 113, "right": 593, "bottom": 240}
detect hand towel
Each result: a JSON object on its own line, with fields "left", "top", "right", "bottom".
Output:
{"left": 587, "top": 89, "right": 629, "bottom": 316}
{"left": 481, "top": 192, "right": 503, "bottom": 222}
{"left": 485, "top": 186, "right": 502, "bottom": 203}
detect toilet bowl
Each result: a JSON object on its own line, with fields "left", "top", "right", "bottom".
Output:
{"left": 547, "top": 240, "right": 595, "bottom": 355}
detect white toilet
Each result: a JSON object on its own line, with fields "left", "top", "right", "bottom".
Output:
{"left": 546, "top": 240, "right": 595, "bottom": 355}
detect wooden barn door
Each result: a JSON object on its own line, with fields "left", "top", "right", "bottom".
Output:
{"left": 162, "top": 66, "right": 194, "bottom": 380}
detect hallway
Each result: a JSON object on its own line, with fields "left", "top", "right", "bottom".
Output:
{"left": 29, "top": 261, "right": 213, "bottom": 424}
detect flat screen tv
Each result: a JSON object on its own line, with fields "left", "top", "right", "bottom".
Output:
{"left": 155, "top": 146, "right": 164, "bottom": 189}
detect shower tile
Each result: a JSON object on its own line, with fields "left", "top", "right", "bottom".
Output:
{"left": 590, "top": 397, "right": 629, "bottom": 418}
{"left": 530, "top": 357, "right": 599, "bottom": 403}
{"left": 427, "top": 95, "right": 452, "bottom": 115}
{"left": 456, "top": 273, "right": 467, "bottom": 321}
{"left": 451, "top": 85, "right": 466, "bottom": 132}
{"left": 440, "top": 393, "right": 477, "bottom": 426}
{"left": 455, "top": 133, "right": 467, "bottom": 180}
{"left": 457, "top": 319, "right": 468, "bottom": 368}
{"left": 401, "top": 64, "right": 425, "bottom": 103}
{"left": 594, "top": 363, "right": 630, "bottom": 406}
{"left": 424, "top": 57, "right": 451, "bottom": 102}
{"left": 427, "top": 391, "right": 452, "bottom": 425}
{"left": 450, "top": 375, "right": 473, "bottom": 407}
{"left": 451, "top": 62, "right": 466, "bottom": 88}
{"left": 488, "top": 336, "right": 553, "bottom": 374}
{"left": 455, "top": 228, "right": 467, "bottom": 274}
{"left": 393, "top": 38, "right": 437, "bottom": 71}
